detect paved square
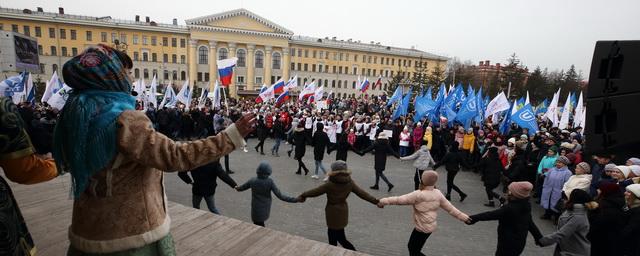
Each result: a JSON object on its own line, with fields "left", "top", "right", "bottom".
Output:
{"left": 166, "top": 139, "right": 556, "bottom": 255}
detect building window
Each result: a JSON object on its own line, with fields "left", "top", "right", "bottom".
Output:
{"left": 237, "top": 76, "right": 245, "bottom": 84}
{"left": 272, "top": 52, "right": 281, "bottom": 69}
{"left": 163, "top": 54, "right": 168, "bottom": 63}
{"left": 297, "top": 63, "right": 301, "bottom": 71}
{"left": 325, "top": 65, "right": 329, "bottom": 73}
{"left": 180, "top": 38, "right": 186, "bottom": 48}
{"left": 153, "top": 69, "right": 158, "bottom": 78}
{"left": 312, "top": 64, "right": 316, "bottom": 72}
{"left": 297, "top": 49, "right": 302, "bottom": 57}
{"left": 318, "top": 80, "right": 322, "bottom": 86}
{"left": 332, "top": 80, "right": 336, "bottom": 88}
{"left": 180, "top": 55, "right": 186, "bottom": 64}
{"left": 332, "top": 66, "right": 336, "bottom": 73}
{"left": 49, "top": 28, "right": 55, "bottom": 38}
{"left": 255, "top": 76, "right": 263, "bottom": 85}
{"left": 218, "top": 48, "right": 228, "bottom": 60}
{"left": 237, "top": 49, "right": 246, "bottom": 67}
{"left": 172, "top": 54, "right": 177, "bottom": 63}
{"left": 39, "top": 63, "right": 45, "bottom": 73}
{"left": 120, "top": 34, "right": 127, "bottom": 44}
{"left": 313, "top": 50, "right": 317, "bottom": 58}
{"left": 386, "top": 58, "right": 390, "bottom": 65}
{"left": 152, "top": 53, "right": 157, "bottom": 62}
{"left": 52, "top": 64, "right": 58, "bottom": 73}
{"left": 86, "top": 31, "right": 92, "bottom": 41}
{"left": 197, "top": 72, "right": 203, "bottom": 82}
{"left": 318, "top": 65, "right": 323, "bottom": 73}
{"left": 338, "top": 80, "right": 342, "bottom": 88}
{"left": 353, "top": 67, "right": 357, "bottom": 75}
{"left": 133, "top": 52, "right": 139, "bottom": 61}
{"left": 325, "top": 51, "right": 329, "bottom": 59}
{"left": 304, "top": 63, "right": 308, "bottom": 71}
{"left": 70, "top": 29, "right": 76, "bottom": 40}
{"left": 180, "top": 71, "right": 186, "bottom": 81}
{"left": 163, "top": 70, "right": 169, "bottom": 80}
{"left": 324, "top": 79, "right": 328, "bottom": 87}
{"left": 171, "top": 38, "right": 177, "bottom": 47}
{"left": 290, "top": 48, "right": 295, "bottom": 56}
{"left": 339, "top": 53, "right": 343, "bottom": 61}
{"left": 205, "top": 72, "right": 209, "bottom": 81}
{"left": 50, "top": 46, "right": 57, "bottom": 56}
{"left": 319, "top": 51, "right": 324, "bottom": 59}
{"left": 143, "top": 69, "right": 149, "bottom": 79}
{"left": 35, "top": 26, "right": 41, "bottom": 37}
{"left": 338, "top": 66, "right": 343, "bottom": 74}
{"left": 290, "top": 63, "right": 295, "bottom": 71}
{"left": 59, "top": 29, "right": 66, "bottom": 39}
{"left": 304, "top": 50, "right": 309, "bottom": 58}
{"left": 198, "top": 46, "right": 208, "bottom": 64}
{"left": 392, "top": 58, "right": 395, "bottom": 65}
{"left": 101, "top": 32, "right": 107, "bottom": 42}
{"left": 111, "top": 33, "right": 117, "bottom": 43}
{"left": 368, "top": 56, "right": 372, "bottom": 63}
{"left": 172, "top": 71, "right": 177, "bottom": 80}
{"left": 142, "top": 36, "right": 148, "bottom": 45}
{"left": 255, "top": 51, "right": 264, "bottom": 68}
{"left": 37, "top": 45, "right": 43, "bottom": 55}
{"left": 23, "top": 26, "right": 30, "bottom": 36}
{"left": 151, "top": 36, "right": 157, "bottom": 46}
{"left": 142, "top": 52, "right": 148, "bottom": 62}
{"left": 352, "top": 81, "right": 356, "bottom": 89}
{"left": 362, "top": 55, "right": 366, "bottom": 63}
{"left": 61, "top": 47, "right": 67, "bottom": 56}
{"left": 374, "top": 56, "right": 377, "bottom": 64}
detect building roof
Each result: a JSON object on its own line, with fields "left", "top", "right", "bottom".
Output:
{"left": 289, "top": 35, "right": 448, "bottom": 60}
{"left": 185, "top": 8, "right": 293, "bottom": 35}
{"left": 0, "top": 7, "right": 189, "bottom": 34}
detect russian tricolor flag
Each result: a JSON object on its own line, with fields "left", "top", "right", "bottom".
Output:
{"left": 217, "top": 57, "right": 238, "bottom": 87}
{"left": 272, "top": 78, "right": 286, "bottom": 94}
{"left": 360, "top": 77, "right": 370, "bottom": 93}
{"left": 275, "top": 91, "right": 290, "bottom": 106}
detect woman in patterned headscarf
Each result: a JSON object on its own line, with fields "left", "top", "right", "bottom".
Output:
{"left": 0, "top": 96, "right": 58, "bottom": 256}
{"left": 54, "top": 44, "right": 255, "bottom": 256}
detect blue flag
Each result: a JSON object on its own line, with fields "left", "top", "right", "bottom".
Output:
{"left": 499, "top": 102, "right": 514, "bottom": 135}
{"left": 443, "top": 103, "right": 458, "bottom": 127}
{"left": 430, "top": 84, "right": 447, "bottom": 123}
{"left": 414, "top": 93, "right": 437, "bottom": 123}
{"left": 512, "top": 103, "right": 539, "bottom": 136}
{"left": 570, "top": 92, "right": 577, "bottom": 110}
{"left": 392, "top": 87, "right": 412, "bottom": 120}
{"left": 535, "top": 98, "right": 549, "bottom": 115}
{"left": 387, "top": 85, "right": 403, "bottom": 106}
{"left": 424, "top": 86, "right": 433, "bottom": 101}
{"left": 456, "top": 89, "right": 477, "bottom": 128}
{"left": 474, "top": 87, "right": 485, "bottom": 124}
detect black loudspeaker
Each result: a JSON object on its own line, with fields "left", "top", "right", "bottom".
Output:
{"left": 584, "top": 41, "right": 640, "bottom": 163}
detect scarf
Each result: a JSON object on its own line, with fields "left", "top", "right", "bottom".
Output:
{"left": 53, "top": 90, "right": 135, "bottom": 197}
{"left": 0, "top": 97, "right": 34, "bottom": 160}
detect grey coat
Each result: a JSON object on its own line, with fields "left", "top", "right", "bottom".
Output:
{"left": 400, "top": 145, "right": 435, "bottom": 170}
{"left": 237, "top": 177, "right": 298, "bottom": 223}
{"left": 539, "top": 205, "right": 591, "bottom": 256}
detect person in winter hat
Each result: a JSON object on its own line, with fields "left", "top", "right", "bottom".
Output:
{"left": 474, "top": 147, "right": 506, "bottom": 207}
{"left": 378, "top": 170, "right": 470, "bottom": 256}
{"left": 588, "top": 182, "right": 626, "bottom": 256}
{"left": 400, "top": 145, "right": 436, "bottom": 190}
{"left": 359, "top": 132, "right": 400, "bottom": 192}
{"left": 434, "top": 141, "right": 468, "bottom": 202}
{"left": 540, "top": 156, "right": 573, "bottom": 221}
{"left": 562, "top": 162, "right": 592, "bottom": 198}
{"left": 299, "top": 161, "right": 379, "bottom": 251}
{"left": 467, "top": 182, "right": 544, "bottom": 256}
{"left": 626, "top": 157, "right": 640, "bottom": 166}
{"left": 538, "top": 189, "right": 597, "bottom": 256}
{"left": 236, "top": 161, "right": 300, "bottom": 227}
{"left": 622, "top": 184, "right": 640, "bottom": 255}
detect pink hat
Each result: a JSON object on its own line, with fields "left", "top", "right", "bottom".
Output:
{"left": 421, "top": 170, "right": 438, "bottom": 186}
{"left": 508, "top": 181, "right": 533, "bottom": 199}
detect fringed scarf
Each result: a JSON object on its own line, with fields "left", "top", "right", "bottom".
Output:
{"left": 52, "top": 44, "right": 135, "bottom": 198}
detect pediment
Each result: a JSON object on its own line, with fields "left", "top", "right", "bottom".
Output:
{"left": 186, "top": 9, "right": 293, "bottom": 35}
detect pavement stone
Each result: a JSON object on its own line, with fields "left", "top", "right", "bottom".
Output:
{"left": 165, "top": 138, "right": 556, "bottom": 256}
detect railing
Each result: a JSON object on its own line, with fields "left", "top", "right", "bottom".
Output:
{"left": 0, "top": 7, "right": 188, "bottom": 29}
{"left": 290, "top": 35, "right": 447, "bottom": 59}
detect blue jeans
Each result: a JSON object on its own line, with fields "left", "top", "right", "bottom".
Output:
{"left": 193, "top": 194, "right": 219, "bottom": 214}
{"left": 400, "top": 146, "right": 409, "bottom": 157}
{"left": 315, "top": 160, "right": 327, "bottom": 176}
{"left": 272, "top": 137, "right": 282, "bottom": 153}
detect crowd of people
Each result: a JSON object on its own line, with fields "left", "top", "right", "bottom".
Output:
{"left": 2, "top": 44, "right": 640, "bottom": 256}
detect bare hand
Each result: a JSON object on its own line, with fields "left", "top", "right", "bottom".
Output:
{"left": 235, "top": 113, "right": 257, "bottom": 137}
{"left": 377, "top": 202, "right": 384, "bottom": 208}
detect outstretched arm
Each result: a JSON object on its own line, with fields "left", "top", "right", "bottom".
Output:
{"left": 236, "top": 179, "right": 252, "bottom": 192}
{"left": 271, "top": 181, "right": 298, "bottom": 203}
{"left": 379, "top": 191, "right": 419, "bottom": 206}
{"left": 300, "top": 183, "right": 330, "bottom": 198}
{"left": 352, "top": 183, "right": 379, "bottom": 205}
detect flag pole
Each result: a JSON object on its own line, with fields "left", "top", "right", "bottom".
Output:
{"left": 221, "top": 85, "right": 230, "bottom": 116}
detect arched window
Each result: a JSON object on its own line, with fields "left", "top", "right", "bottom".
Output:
{"left": 272, "top": 52, "right": 281, "bottom": 69}
{"left": 172, "top": 71, "right": 177, "bottom": 80}
{"left": 218, "top": 48, "right": 228, "bottom": 60}
{"left": 236, "top": 49, "right": 246, "bottom": 67}
{"left": 338, "top": 80, "right": 342, "bottom": 88}
{"left": 331, "top": 80, "right": 335, "bottom": 88}
{"left": 337, "top": 93, "right": 341, "bottom": 98}
{"left": 318, "top": 80, "right": 322, "bottom": 86}
{"left": 134, "top": 68, "right": 140, "bottom": 78}
{"left": 255, "top": 51, "right": 264, "bottom": 68}
{"left": 198, "top": 46, "right": 208, "bottom": 64}
{"left": 352, "top": 81, "right": 356, "bottom": 89}
{"left": 52, "top": 64, "right": 58, "bottom": 73}
{"left": 180, "top": 71, "right": 186, "bottom": 81}
{"left": 324, "top": 79, "right": 328, "bottom": 87}
{"left": 163, "top": 70, "right": 169, "bottom": 80}
{"left": 303, "top": 78, "right": 308, "bottom": 85}
{"left": 143, "top": 69, "right": 149, "bottom": 79}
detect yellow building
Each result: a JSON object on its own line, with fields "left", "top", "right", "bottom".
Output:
{"left": 0, "top": 6, "right": 447, "bottom": 98}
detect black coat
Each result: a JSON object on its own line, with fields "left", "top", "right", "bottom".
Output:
{"left": 506, "top": 154, "right": 528, "bottom": 182}
{"left": 361, "top": 139, "right": 399, "bottom": 171}
{"left": 476, "top": 157, "right": 503, "bottom": 187}
{"left": 621, "top": 206, "right": 640, "bottom": 256}
{"left": 256, "top": 118, "right": 268, "bottom": 140}
{"left": 177, "top": 161, "right": 237, "bottom": 196}
{"left": 588, "top": 195, "right": 627, "bottom": 256}
{"left": 329, "top": 135, "right": 356, "bottom": 161}
{"left": 434, "top": 149, "right": 463, "bottom": 172}
{"left": 470, "top": 198, "right": 543, "bottom": 256}
{"left": 273, "top": 122, "right": 286, "bottom": 140}
{"left": 312, "top": 131, "right": 330, "bottom": 161}
{"left": 292, "top": 129, "right": 307, "bottom": 160}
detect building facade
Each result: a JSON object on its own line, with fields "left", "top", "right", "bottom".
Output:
{"left": 0, "top": 6, "right": 447, "bottom": 98}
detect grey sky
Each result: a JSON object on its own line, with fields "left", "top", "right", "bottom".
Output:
{"left": 4, "top": 0, "right": 639, "bottom": 78}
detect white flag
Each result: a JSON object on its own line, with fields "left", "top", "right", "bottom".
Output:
{"left": 258, "top": 83, "right": 276, "bottom": 102}
{"left": 573, "top": 91, "right": 584, "bottom": 128}
{"left": 176, "top": 78, "right": 193, "bottom": 109}
{"left": 314, "top": 86, "right": 324, "bottom": 101}
{"left": 211, "top": 81, "right": 221, "bottom": 109}
{"left": 544, "top": 88, "right": 561, "bottom": 127}
{"left": 148, "top": 75, "right": 158, "bottom": 108}
{"left": 47, "top": 84, "right": 72, "bottom": 110}
{"left": 159, "top": 83, "right": 176, "bottom": 109}
{"left": 558, "top": 93, "right": 572, "bottom": 130}
{"left": 298, "top": 81, "right": 317, "bottom": 101}
{"left": 525, "top": 91, "right": 530, "bottom": 105}
{"left": 197, "top": 83, "right": 210, "bottom": 109}
{"left": 484, "top": 92, "right": 510, "bottom": 118}
{"left": 41, "top": 71, "right": 62, "bottom": 103}
{"left": 285, "top": 75, "right": 298, "bottom": 90}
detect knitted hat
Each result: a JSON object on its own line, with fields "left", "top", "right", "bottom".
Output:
{"left": 549, "top": 146, "right": 559, "bottom": 153}
{"left": 630, "top": 165, "right": 640, "bottom": 176}
{"left": 508, "top": 181, "right": 533, "bottom": 199}
{"left": 604, "top": 163, "right": 617, "bottom": 172}
{"left": 421, "top": 170, "right": 438, "bottom": 186}
{"left": 557, "top": 156, "right": 571, "bottom": 165}
{"left": 576, "top": 162, "right": 591, "bottom": 173}
{"left": 256, "top": 161, "right": 272, "bottom": 177}
{"left": 328, "top": 160, "right": 351, "bottom": 176}
{"left": 377, "top": 132, "right": 388, "bottom": 139}
{"left": 627, "top": 157, "right": 640, "bottom": 166}
{"left": 616, "top": 165, "right": 631, "bottom": 178}
{"left": 507, "top": 137, "right": 516, "bottom": 145}
{"left": 568, "top": 189, "right": 592, "bottom": 205}
{"left": 598, "top": 182, "right": 621, "bottom": 197}
{"left": 626, "top": 184, "right": 640, "bottom": 198}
